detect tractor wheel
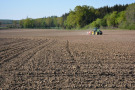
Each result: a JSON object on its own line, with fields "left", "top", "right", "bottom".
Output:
{"left": 100, "top": 31, "right": 102, "bottom": 35}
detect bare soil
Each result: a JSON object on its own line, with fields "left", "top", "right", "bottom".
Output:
{"left": 0, "top": 29, "right": 135, "bottom": 89}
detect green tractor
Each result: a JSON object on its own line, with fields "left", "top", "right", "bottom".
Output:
{"left": 88, "top": 28, "right": 102, "bottom": 35}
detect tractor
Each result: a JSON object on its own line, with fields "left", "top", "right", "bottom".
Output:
{"left": 87, "top": 28, "right": 103, "bottom": 35}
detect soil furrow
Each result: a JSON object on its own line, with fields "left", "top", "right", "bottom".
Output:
{"left": 0, "top": 39, "right": 44, "bottom": 57}
{"left": 16, "top": 40, "right": 57, "bottom": 70}
{"left": 0, "top": 38, "right": 19, "bottom": 46}
{"left": 0, "top": 38, "right": 27, "bottom": 48}
{"left": 0, "top": 39, "right": 48, "bottom": 67}
{"left": 0, "top": 38, "right": 33, "bottom": 52}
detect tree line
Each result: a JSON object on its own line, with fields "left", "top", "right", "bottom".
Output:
{"left": 85, "top": 3, "right": 135, "bottom": 30}
{"left": 19, "top": 3, "right": 135, "bottom": 30}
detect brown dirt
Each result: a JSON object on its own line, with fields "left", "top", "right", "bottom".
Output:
{"left": 0, "top": 29, "right": 135, "bottom": 89}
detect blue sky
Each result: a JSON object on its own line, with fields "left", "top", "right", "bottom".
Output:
{"left": 0, "top": 0, "right": 135, "bottom": 20}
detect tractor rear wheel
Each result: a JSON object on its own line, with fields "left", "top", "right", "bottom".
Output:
{"left": 100, "top": 31, "right": 102, "bottom": 35}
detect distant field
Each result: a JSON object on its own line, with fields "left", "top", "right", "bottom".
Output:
{"left": 0, "top": 29, "right": 135, "bottom": 89}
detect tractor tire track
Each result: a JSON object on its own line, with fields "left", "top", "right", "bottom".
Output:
{"left": 66, "top": 40, "right": 78, "bottom": 64}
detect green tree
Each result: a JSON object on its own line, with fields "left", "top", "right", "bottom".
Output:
{"left": 116, "top": 11, "right": 126, "bottom": 24}
{"left": 23, "top": 18, "right": 34, "bottom": 28}
{"left": 61, "top": 13, "right": 69, "bottom": 28}
{"left": 19, "top": 19, "right": 25, "bottom": 28}
{"left": 126, "top": 3, "right": 135, "bottom": 24}
{"left": 45, "top": 17, "right": 53, "bottom": 28}
{"left": 107, "top": 11, "right": 118, "bottom": 27}
{"left": 13, "top": 20, "right": 17, "bottom": 28}
{"left": 34, "top": 18, "right": 42, "bottom": 28}
{"left": 57, "top": 17, "right": 63, "bottom": 28}
{"left": 90, "top": 18, "right": 102, "bottom": 28}
{"left": 75, "top": 5, "right": 96, "bottom": 28}
{"left": 41, "top": 18, "right": 46, "bottom": 28}
{"left": 66, "top": 5, "right": 96, "bottom": 29}
{"left": 66, "top": 11, "right": 77, "bottom": 29}
{"left": 52, "top": 16, "right": 58, "bottom": 27}
{"left": 100, "top": 14, "right": 109, "bottom": 27}
{"left": 125, "top": 3, "right": 135, "bottom": 29}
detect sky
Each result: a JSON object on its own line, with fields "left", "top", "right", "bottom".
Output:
{"left": 0, "top": 0, "right": 135, "bottom": 20}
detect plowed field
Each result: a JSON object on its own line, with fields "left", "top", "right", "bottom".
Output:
{"left": 0, "top": 29, "right": 135, "bottom": 89}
